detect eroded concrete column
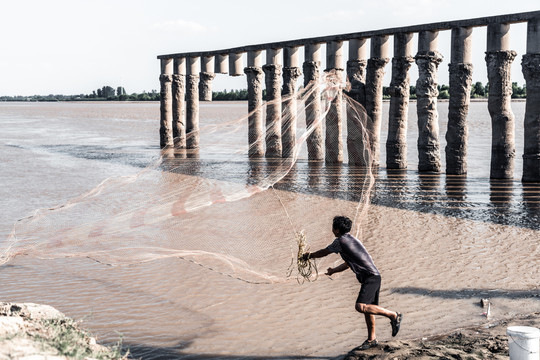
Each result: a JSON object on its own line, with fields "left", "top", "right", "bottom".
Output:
{"left": 325, "top": 40, "right": 344, "bottom": 164}
{"left": 522, "top": 17, "right": 540, "bottom": 182}
{"left": 446, "top": 27, "right": 473, "bottom": 175}
{"left": 415, "top": 30, "right": 443, "bottom": 172}
{"left": 282, "top": 46, "right": 302, "bottom": 158}
{"left": 244, "top": 50, "right": 264, "bottom": 157}
{"left": 186, "top": 57, "right": 200, "bottom": 149}
{"left": 303, "top": 43, "right": 324, "bottom": 160}
{"left": 387, "top": 33, "right": 414, "bottom": 169}
{"left": 263, "top": 48, "right": 283, "bottom": 158}
{"left": 159, "top": 58, "right": 174, "bottom": 148}
{"left": 485, "top": 23, "right": 516, "bottom": 179}
{"left": 347, "top": 38, "right": 368, "bottom": 166}
{"left": 199, "top": 56, "right": 215, "bottom": 101}
{"left": 366, "top": 35, "right": 390, "bottom": 166}
{"left": 172, "top": 58, "right": 186, "bottom": 147}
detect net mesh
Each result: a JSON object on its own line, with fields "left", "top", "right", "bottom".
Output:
{"left": 0, "top": 71, "right": 374, "bottom": 284}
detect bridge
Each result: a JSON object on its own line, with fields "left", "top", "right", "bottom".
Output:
{"left": 157, "top": 11, "right": 540, "bottom": 182}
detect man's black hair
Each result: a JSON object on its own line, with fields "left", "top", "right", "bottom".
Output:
{"left": 333, "top": 216, "right": 352, "bottom": 234}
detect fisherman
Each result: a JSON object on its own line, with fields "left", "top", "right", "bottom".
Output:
{"left": 302, "top": 215, "right": 402, "bottom": 350}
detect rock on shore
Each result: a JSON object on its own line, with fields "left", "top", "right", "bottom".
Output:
{"left": 0, "top": 302, "right": 126, "bottom": 360}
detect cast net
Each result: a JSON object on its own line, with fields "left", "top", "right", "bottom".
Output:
{"left": 0, "top": 71, "right": 374, "bottom": 284}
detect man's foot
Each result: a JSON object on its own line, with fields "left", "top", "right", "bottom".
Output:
{"left": 360, "top": 338, "right": 378, "bottom": 350}
{"left": 391, "top": 312, "right": 402, "bottom": 337}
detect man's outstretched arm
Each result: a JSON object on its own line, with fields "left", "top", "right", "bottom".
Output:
{"left": 302, "top": 248, "right": 331, "bottom": 260}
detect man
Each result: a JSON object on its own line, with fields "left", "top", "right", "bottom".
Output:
{"left": 302, "top": 215, "right": 402, "bottom": 349}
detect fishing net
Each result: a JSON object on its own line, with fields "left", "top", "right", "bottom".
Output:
{"left": 0, "top": 71, "right": 374, "bottom": 284}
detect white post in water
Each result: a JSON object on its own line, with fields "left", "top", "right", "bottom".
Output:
{"left": 522, "top": 16, "right": 540, "bottom": 182}
{"left": 172, "top": 58, "right": 186, "bottom": 147}
{"left": 446, "top": 27, "right": 473, "bottom": 175}
{"left": 303, "top": 43, "right": 324, "bottom": 160}
{"left": 486, "top": 23, "right": 516, "bottom": 179}
{"left": 282, "top": 46, "right": 301, "bottom": 158}
{"left": 386, "top": 32, "right": 414, "bottom": 169}
{"left": 263, "top": 48, "right": 283, "bottom": 158}
{"left": 199, "top": 55, "right": 215, "bottom": 101}
{"left": 186, "top": 56, "right": 200, "bottom": 149}
{"left": 366, "top": 35, "right": 390, "bottom": 166}
{"left": 159, "top": 58, "right": 174, "bottom": 148}
{"left": 347, "top": 38, "right": 369, "bottom": 166}
{"left": 244, "top": 50, "right": 264, "bottom": 157}
{"left": 415, "top": 30, "right": 443, "bottom": 172}
{"left": 325, "top": 40, "right": 344, "bottom": 164}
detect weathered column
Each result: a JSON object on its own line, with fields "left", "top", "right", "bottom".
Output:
{"left": 365, "top": 35, "right": 390, "bottom": 166}
{"left": 325, "top": 40, "right": 344, "bottom": 164}
{"left": 159, "top": 58, "right": 174, "bottom": 148}
{"left": 485, "top": 23, "right": 516, "bottom": 179}
{"left": 386, "top": 33, "right": 414, "bottom": 169}
{"left": 199, "top": 55, "right": 215, "bottom": 101}
{"left": 263, "top": 48, "right": 283, "bottom": 158}
{"left": 282, "top": 46, "right": 302, "bottom": 158}
{"left": 347, "top": 38, "right": 368, "bottom": 166}
{"left": 446, "top": 27, "right": 474, "bottom": 175}
{"left": 172, "top": 58, "right": 186, "bottom": 147}
{"left": 186, "top": 57, "right": 200, "bottom": 149}
{"left": 522, "top": 17, "right": 540, "bottom": 182}
{"left": 303, "top": 43, "right": 324, "bottom": 160}
{"left": 244, "top": 50, "right": 264, "bottom": 157}
{"left": 415, "top": 30, "right": 443, "bottom": 172}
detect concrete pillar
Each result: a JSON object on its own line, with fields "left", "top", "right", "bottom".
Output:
{"left": 485, "top": 23, "right": 516, "bottom": 179}
{"left": 229, "top": 52, "right": 244, "bottom": 76}
{"left": 282, "top": 46, "right": 302, "bottom": 158}
{"left": 386, "top": 33, "right": 414, "bottom": 169}
{"left": 263, "top": 48, "right": 283, "bottom": 158}
{"left": 199, "top": 56, "right": 215, "bottom": 101}
{"left": 346, "top": 38, "right": 369, "bottom": 166}
{"left": 325, "top": 40, "right": 344, "bottom": 164}
{"left": 303, "top": 43, "right": 324, "bottom": 160}
{"left": 446, "top": 27, "right": 473, "bottom": 175}
{"left": 172, "top": 58, "right": 186, "bottom": 147}
{"left": 186, "top": 57, "right": 200, "bottom": 149}
{"left": 522, "top": 17, "right": 540, "bottom": 182}
{"left": 159, "top": 58, "right": 174, "bottom": 148}
{"left": 365, "top": 35, "right": 390, "bottom": 166}
{"left": 244, "top": 50, "right": 264, "bottom": 157}
{"left": 415, "top": 30, "right": 443, "bottom": 172}
{"left": 215, "top": 54, "right": 228, "bottom": 74}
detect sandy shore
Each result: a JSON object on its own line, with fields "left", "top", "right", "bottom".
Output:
{"left": 0, "top": 302, "right": 127, "bottom": 360}
{"left": 1, "top": 301, "right": 538, "bottom": 359}
{"left": 345, "top": 312, "right": 540, "bottom": 360}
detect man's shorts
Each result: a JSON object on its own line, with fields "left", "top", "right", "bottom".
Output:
{"left": 356, "top": 274, "right": 381, "bottom": 305}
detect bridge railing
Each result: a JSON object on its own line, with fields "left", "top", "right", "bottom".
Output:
{"left": 157, "top": 11, "right": 540, "bottom": 182}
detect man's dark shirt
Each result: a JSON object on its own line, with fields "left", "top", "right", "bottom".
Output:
{"left": 326, "top": 233, "right": 380, "bottom": 283}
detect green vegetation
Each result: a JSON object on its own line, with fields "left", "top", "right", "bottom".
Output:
{"left": 36, "top": 317, "right": 128, "bottom": 359}
{"left": 0, "top": 81, "right": 526, "bottom": 102}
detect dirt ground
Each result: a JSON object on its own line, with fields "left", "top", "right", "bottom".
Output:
{"left": 344, "top": 312, "right": 540, "bottom": 360}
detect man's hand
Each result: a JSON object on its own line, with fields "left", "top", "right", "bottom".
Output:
{"left": 301, "top": 252, "right": 310, "bottom": 261}
{"left": 325, "top": 267, "right": 334, "bottom": 276}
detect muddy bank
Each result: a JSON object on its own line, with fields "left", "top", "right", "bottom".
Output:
{"left": 0, "top": 302, "right": 127, "bottom": 359}
{"left": 345, "top": 312, "right": 539, "bottom": 360}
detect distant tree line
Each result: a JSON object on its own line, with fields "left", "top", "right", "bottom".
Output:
{"left": 0, "top": 81, "right": 526, "bottom": 102}
{"left": 0, "top": 85, "right": 160, "bottom": 102}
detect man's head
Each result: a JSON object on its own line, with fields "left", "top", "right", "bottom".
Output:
{"left": 332, "top": 216, "right": 352, "bottom": 236}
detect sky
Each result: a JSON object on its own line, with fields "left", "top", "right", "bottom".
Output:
{"left": 0, "top": 0, "right": 538, "bottom": 96}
